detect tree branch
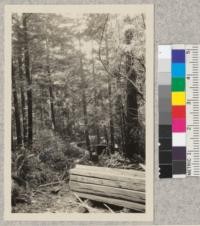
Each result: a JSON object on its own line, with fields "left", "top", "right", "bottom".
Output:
{"left": 98, "top": 15, "right": 145, "bottom": 101}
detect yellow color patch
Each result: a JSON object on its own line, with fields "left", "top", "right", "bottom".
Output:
{"left": 172, "top": 92, "right": 186, "bottom": 105}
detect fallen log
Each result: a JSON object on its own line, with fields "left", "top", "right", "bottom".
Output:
{"left": 70, "top": 175, "right": 145, "bottom": 192}
{"left": 69, "top": 164, "right": 145, "bottom": 212}
{"left": 70, "top": 181, "right": 145, "bottom": 203}
{"left": 74, "top": 164, "right": 145, "bottom": 178}
{"left": 73, "top": 192, "right": 145, "bottom": 212}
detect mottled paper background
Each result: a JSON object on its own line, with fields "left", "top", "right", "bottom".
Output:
{"left": 0, "top": 0, "right": 200, "bottom": 225}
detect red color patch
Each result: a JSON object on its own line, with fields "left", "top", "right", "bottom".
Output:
{"left": 172, "top": 106, "right": 186, "bottom": 118}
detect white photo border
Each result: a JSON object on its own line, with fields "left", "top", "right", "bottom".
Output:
{"left": 4, "top": 4, "right": 154, "bottom": 221}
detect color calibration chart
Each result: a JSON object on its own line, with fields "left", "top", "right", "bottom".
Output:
{"left": 158, "top": 45, "right": 200, "bottom": 178}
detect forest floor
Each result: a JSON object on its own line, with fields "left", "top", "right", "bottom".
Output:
{"left": 12, "top": 182, "right": 114, "bottom": 213}
{"left": 12, "top": 132, "right": 144, "bottom": 213}
{"left": 13, "top": 183, "right": 79, "bottom": 213}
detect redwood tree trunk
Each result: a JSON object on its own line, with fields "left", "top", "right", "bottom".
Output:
{"left": 48, "top": 76, "right": 56, "bottom": 130}
{"left": 12, "top": 60, "right": 22, "bottom": 146}
{"left": 115, "top": 72, "right": 126, "bottom": 153}
{"left": 125, "top": 30, "right": 139, "bottom": 158}
{"left": 92, "top": 41, "right": 100, "bottom": 144}
{"left": 79, "top": 38, "right": 90, "bottom": 152}
{"left": 82, "top": 90, "right": 90, "bottom": 152}
{"left": 45, "top": 35, "right": 56, "bottom": 131}
{"left": 108, "top": 81, "right": 115, "bottom": 152}
{"left": 23, "top": 14, "right": 32, "bottom": 147}
{"left": 17, "top": 47, "right": 27, "bottom": 145}
{"left": 105, "top": 31, "right": 114, "bottom": 152}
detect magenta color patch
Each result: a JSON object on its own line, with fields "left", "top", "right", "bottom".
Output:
{"left": 172, "top": 118, "right": 186, "bottom": 132}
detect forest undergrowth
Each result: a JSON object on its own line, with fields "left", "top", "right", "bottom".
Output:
{"left": 12, "top": 128, "right": 144, "bottom": 213}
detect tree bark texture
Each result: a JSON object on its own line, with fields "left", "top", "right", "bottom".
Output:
{"left": 17, "top": 46, "right": 27, "bottom": 145}
{"left": 92, "top": 41, "right": 100, "bottom": 144}
{"left": 125, "top": 29, "right": 139, "bottom": 158}
{"left": 12, "top": 60, "right": 22, "bottom": 146}
{"left": 105, "top": 31, "right": 114, "bottom": 152}
{"left": 23, "top": 14, "right": 33, "bottom": 147}
{"left": 79, "top": 37, "right": 91, "bottom": 152}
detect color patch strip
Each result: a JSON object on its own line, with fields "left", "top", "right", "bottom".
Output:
{"left": 172, "top": 147, "right": 186, "bottom": 160}
{"left": 172, "top": 106, "right": 186, "bottom": 118}
{"left": 159, "top": 44, "right": 200, "bottom": 178}
{"left": 172, "top": 92, "right": 186, "bottom": 105}
{"left": 172, "top": 78, "right": 185, "bottom": 91}
{"left": 172, "top": 133, "right": 186, "bottom": 146}
{"left": 172, "top": 118, "right": 186, "bottom": 132}
{"left": 172, "top": 45, "right": 186, "bottom": 178}
{"left": 172, "top": 49, "right": 185, "bottom": 63}
{"left": 158, "top": 45, "right": 172, "bottom": 178}
{"left": 172, "top": 63, "right": 185, "bottom": 77}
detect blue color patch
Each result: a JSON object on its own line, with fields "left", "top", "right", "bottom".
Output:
{"left": 172, "top": 50, "right": 185, "bottom": 63}
{"left": 172, "top": 63, "right": 185, "bottom": 77}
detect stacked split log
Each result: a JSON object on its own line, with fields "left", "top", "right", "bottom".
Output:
{"left": 69, "top": 164, "right": 145, "bottom": 212}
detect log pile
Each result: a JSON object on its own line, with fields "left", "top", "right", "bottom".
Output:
{"left": 69, "top": 164, "right": 145, "bottom": 212}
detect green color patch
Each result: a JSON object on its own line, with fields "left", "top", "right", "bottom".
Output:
{"left": 172, "top": 78, "right": 185, "bottom": 91}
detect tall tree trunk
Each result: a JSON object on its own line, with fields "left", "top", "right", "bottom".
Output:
{"left": 99, "top": 92, "right": 109, "bottom": 145}
{"left": 48, "top": 81, "right": 56, "bottom": 130}
{"left": 108, "top": 80, "right": 115, "bottom": 152}
{"left": 71, "top": 97, "right": 76, "bottom": 139}
{"left": 125, "top": 30, "right": 139, "bottom": 158}
{"left": 23, "top": 14, "right": 32, "bottom": 147}
{"left": 64, "top": 81, "right": 72, "bottom": 137}
{"left": 115, "top": 72, "right": 126, "bottom": 153}
{"left": 82, "top": 89, "right": 90, "bottom": 152}
{"left": 40, "top": 88, "right": 45, "bottom": 128}
{"left": 64, "top": 106, "right": 72, "bottom": 137}
{"left": 78, "top": 37, "right": 90, "bottom": 152}
{"left": 12, "top": 60, "right": 22, "bottom": 146}
{"left": 103, "top": 125, "right": 109, "bottom": 145}
{"left": 45, "top": 38, "right": 56, "bottom": 131}
{"left": 91, "top": 40, "right": 100, "bottom": 144}
{"left": 17, "top": 46, "right": 27, "bottom": 145}
{"left": 105, "top": 32, "right": 114, "bottom": 152}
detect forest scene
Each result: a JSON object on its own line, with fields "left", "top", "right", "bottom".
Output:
{"left": 11, "top": 11, "right": 146, "bottom": 213}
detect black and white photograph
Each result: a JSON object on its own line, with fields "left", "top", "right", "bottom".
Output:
{"left": 4, "top": 5, "right": 153, "bottom": 221}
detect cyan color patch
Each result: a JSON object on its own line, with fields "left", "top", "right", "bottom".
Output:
{"left": 172, "top": 63, "right": 185, "bottom": 77}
